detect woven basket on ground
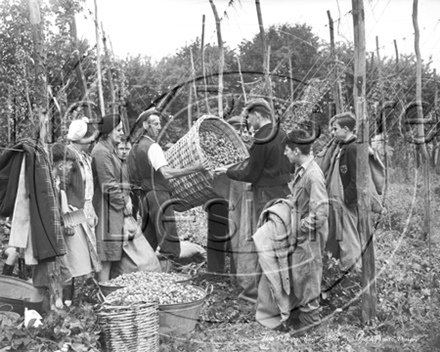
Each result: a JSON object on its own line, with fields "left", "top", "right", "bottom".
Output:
{"left": 165, "top": 115, "right": 249, "bottom": 212}
{"left": 96, "top": 301, "right": 159, "bottom": 352}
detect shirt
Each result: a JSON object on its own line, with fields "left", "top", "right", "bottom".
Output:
{"left": 144, "top": 136, "right": 168, "bottom": 171}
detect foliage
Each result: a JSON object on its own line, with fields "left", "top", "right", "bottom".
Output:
{"left": 0, "top": 303, "right": 100, "bottom": 352}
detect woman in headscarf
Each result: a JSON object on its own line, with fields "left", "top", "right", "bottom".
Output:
{"left": 91, "top": 114, "right": 132, "bottom": 282}
{"left": 61, "top": 117, "right": 102, "bottom": 300}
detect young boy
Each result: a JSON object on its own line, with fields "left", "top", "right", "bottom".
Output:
{"left": 326, "top": 112, "right": 361, "bottom": 271}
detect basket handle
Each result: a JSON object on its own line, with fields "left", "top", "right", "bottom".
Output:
{"left": 89, "top": 277, "right": 107, "bottom": 303}
{"left": 204, "top": 284, "right": 214, "bottom": 296}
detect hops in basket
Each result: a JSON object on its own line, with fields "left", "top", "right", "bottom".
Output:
{"left": 105, "top": 282, "right": 204, "bottom": 305}
{"left": 199, "top": 130, "right": 246, "bottom": 168}
{"left": 102, "top": 271, "right": 190, "bottom": 287}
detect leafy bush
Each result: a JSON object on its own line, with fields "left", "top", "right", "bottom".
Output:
{"left": 0, "top": 303, "right": 100, "bottom": 352}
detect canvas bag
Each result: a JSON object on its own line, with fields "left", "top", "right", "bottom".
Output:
{"left": 110, "top": 216, "right": 162, "bottom": 279}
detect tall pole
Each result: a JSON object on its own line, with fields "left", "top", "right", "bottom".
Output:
{"left": 209, "top": 0, "right": 224, "bottom": 118}
{"left": 288, "top": 57, "right": 294, "bottom": 103}
{"left": 376, "top": 36, "right": 388, "bottom": 201}
{"left": 94, "top": 0, "right": 105, "bottom": 116}
{"left": 69, "top": 14, "right": 91, "bottom": 118}
{"left": 101, "top": 23, "right": 116, "bottom": 115}
{"left": 394, "top": 39, "right": 406, "bottom": 137}
{"left": 413, "top": 0, "right": 430, "bottom": 241}
{"left": 7, "top": 88, "right": 11, "bottom": 145}
{"left": 190, "top": 46, "right": 199, "bottom": 118}
{"left": 187, "top": 83, "right": 192, "bottom": 129}
{"left": 352, "top": 0, "right": 376, "bottom": 324}
{"left": 327, "top": 10, "right": 343, "bottom": 114}
{"left": 255, "top": 0, "right": 273, "bottom": 110}
{"left": 201, "top": 14, "right": 210, "bottom": 114}
{"left": 434, "top": 69, "right": 440, "bottom": 169}
{"left": 236, "top": 55, "right": 247, "bottom": 104}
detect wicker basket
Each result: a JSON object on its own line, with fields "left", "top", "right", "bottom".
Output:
{"left": 96, "top": 301, "right": 159, "bottom": 352}
{"left": 165, "top": 115, "right": 249, "bottom": 212}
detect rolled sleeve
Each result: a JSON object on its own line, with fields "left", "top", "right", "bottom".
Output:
{"left": 148, "top": 143, "right": 168, "bottom": 171}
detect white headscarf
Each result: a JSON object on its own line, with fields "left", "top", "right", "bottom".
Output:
{"left": 67, "top": 117, "right": 89, "bottom": 141}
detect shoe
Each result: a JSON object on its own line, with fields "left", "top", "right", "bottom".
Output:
{"left": 289, "top": 318, "right": 320, "bottom": 337}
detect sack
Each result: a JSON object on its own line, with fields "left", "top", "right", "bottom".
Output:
{"left": 123, "top": 215, "right": 140, "bottom": 240}
{"left": 110, "top": 217, "right": 162, "bottom": 279}
{"left": 173, "top": 241, "right": 207, "bottom": 266}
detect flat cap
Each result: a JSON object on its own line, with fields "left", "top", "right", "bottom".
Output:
{"left": 226, "top": 115, "right": 246, "bottom": 127}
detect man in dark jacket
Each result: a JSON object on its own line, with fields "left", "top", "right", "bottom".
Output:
{"left": 216, "top": 98, "right": 291, "bottom": 226}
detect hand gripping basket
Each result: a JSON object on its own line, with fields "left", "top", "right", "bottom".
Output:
{"left": 165, "top": 115, "right": 249, "bottom": 212}
{"left": 96, "top": 301, "right": 159, "bottom": 352}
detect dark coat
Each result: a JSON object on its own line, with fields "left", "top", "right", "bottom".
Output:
{"left": 0, "top": 140, "right": 65, "bottom": 261}
{"left": 91, "top": 139, "right": 127, "bottom": 261}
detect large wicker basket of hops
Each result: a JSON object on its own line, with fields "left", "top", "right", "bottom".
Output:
{"left": 165, "top": 115, "right": 249, "bottom": 212}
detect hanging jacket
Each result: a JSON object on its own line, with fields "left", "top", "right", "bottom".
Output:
{"left": 0, "top": 139, "right": 66, "bottom": 261}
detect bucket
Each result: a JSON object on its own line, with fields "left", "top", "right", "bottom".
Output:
{"left": 158, "top": 285, "right": 206, "bottom": 336}
{"left": 0, "top": 275, "right": 43, "bottom": 315}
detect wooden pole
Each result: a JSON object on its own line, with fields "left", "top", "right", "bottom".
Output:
{"left": 69, "top": 13, "right": 91, "bottom": 117}
{"left": 413, "top": 0, "right": 430, "bottom": 241}
{"left": 266, "top": 44, "right": 274, "bottom": 110}
{"left": 187, "top": 83, "right": 192, "bottom": 129}
{"left": 376, "top": 36, "right": 388, "bottom": 201}
{"left": 328, "top": 10, "right": 343, "bottom": 114}
{"left": 209, "top": 0, "right": 224, "bottom": 118}
{"left": 94, "top": 0, "right": 105, "bottom": 116}
{"left": 394, "top": 39, "right": 405, "bottom": 137}
{"left": 28, "top": 0, "right": 63, "bottom": 311}
{"left": 255, "top": 0, "right": 273, "bottom": 109}
{"left": 434, "top": 69, "right": 440, "bottom": 170}
{"left": 189, "top": 46, "right": 199, "bottom": 118}
{"left": 201, "top": 14, "right": 210, "bottom": 114}
{"left": 435, "top": 69, "right": 438, "bottom": 109}
{"left": 352, "top": 0, "right": 376, "bottom": 324}
{"left": 236, "top": 55, "right": 247, "bottom": 104}
{"left": 288, "top": 57, "right": 294, "bottom": 103}
{"left": 101, "top": 23, "right": 116, "bottom": 115}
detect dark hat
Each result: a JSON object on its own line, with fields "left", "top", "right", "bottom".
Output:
{"left": 244, "top": 98, "right": 272, "bottom": 116}
{"left": 287, "top": 124, "right": 321, "bottom": 145}
{"left": 98, "top": 114, "right": 121, "bottom": 135}
{"left": 227, "top": 115, "right": 246, "bottom": 127}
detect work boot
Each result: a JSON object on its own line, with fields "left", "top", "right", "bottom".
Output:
{"left": 2, "top": 264, "right": 14, "bottom": 276}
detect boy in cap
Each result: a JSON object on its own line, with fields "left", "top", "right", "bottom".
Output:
{"left": 254, "top": 127, "right": 328, "bottom": 333}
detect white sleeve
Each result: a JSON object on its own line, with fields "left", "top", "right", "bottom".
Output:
{"left": 148, "top": 143, "right": 168, "bottom": 171}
